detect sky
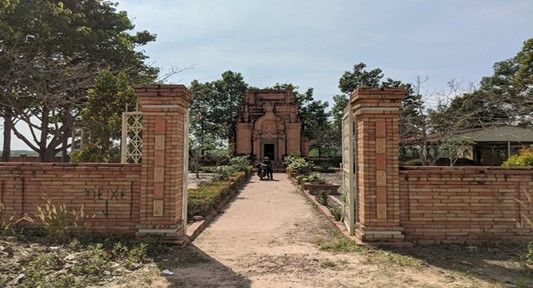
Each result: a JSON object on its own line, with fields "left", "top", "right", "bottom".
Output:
{"left": 3, "top": 0, "right": 533, "bottom": 150}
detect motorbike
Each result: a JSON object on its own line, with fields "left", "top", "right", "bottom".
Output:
{"left": 258, "top": 163, "right": 269, "bottom": 180}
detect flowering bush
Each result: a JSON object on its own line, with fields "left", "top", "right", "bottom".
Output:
{"left": 502, "top": 148, "right": 533, "bottom": 167}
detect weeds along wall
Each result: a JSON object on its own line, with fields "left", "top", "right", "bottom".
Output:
{"left": 0, "top": 163, "right": 142, "bottom": 234}
{"left": 399, "top": 167, "right": 533, "bottom": 244}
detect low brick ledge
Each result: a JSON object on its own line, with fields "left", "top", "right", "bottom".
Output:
{"left": 288, "top": 176, "right": 360, "bottom": 243}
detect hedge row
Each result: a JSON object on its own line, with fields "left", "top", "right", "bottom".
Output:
{"left": 187, "top": 168, "right": 251, "bottom": 219}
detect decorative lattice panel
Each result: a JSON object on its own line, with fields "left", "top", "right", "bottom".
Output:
{"left": 341, "top": 104, "right": 357, "bottom": 235}
{"left": 121, "top": 112, "right": 143, "bottom": 163}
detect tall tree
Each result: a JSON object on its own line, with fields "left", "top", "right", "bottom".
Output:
{"left": 334, "top": 63, "right": 436, "bottom": 162}
{"left": 339, "top": 62, "right": 383, "bottom": 94}
{"left": 331, "top": 94, "right": 349, "bottom": 139}
{"left": 430, "top": 38, "right": 533, "bottom": 132}
{"left": 71, "top": 69, "right": 136, "bottom": 162}
{"left": 334, "top": 62, "right": 386, "bottom": 132}
{"left": 189, "top": 71, "right": 248, "bottom": 156}
{"left": 0, "top": 0, "right": 157, "bottom": 161}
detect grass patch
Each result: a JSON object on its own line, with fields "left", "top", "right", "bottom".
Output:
{"left": 318, "top": 235, "right": 366, "bottom": 253}
{"left": 319, "top": 259, "right": 347, "bottom": 270}
{"left": 317, "top": 234, "right": 421, "bottom": 267}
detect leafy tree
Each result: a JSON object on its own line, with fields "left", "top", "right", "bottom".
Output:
{"left": 189, "top": 71, "right": 248, "bottom": 156}
{"left": 514, "top": 39, "right": 533, "bottom": 93}
{"left": 301, "top": 98, "right": 331, "bottom": 156}
{"left": 333, "top": 62, "right": 387, "bottom": 136}
{"left": 339, "top": 62, "right": 383, "bottom": 94}
{"left": 271, "top": 83, "right": 314, "bottom": 108}
{"left": 438, "top": 137, "right": 476, "bottom": 166}
{"left": 331, "top": 94, "right": 349, "bottom": 139}
{"left": 0, "top": 0, "right": 157, "bottom": 161}
{"left": 71, "top": 70, "right": 136, "bottom": 162}
{"left": 432, "top": 38, "right": 533, "bottom": 131}
{"left": 334, "top": 63, "right": 430, "bottom": 159}
{"left": 333, "top": 63, "right": 377, "bottom": 151}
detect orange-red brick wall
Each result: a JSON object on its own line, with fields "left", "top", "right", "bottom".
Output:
{"left": 400, "top": 167, "right": 533, "bottom": 244}
{"left": 0, "top": 163, "right": 142, "bottom": 234}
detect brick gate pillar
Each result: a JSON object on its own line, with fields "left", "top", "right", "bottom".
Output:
{"left": 136, "top": 85, "right": 191, "bottom": 240}
{"left": 351, "top": 88, "right": 405, "bottom": 242}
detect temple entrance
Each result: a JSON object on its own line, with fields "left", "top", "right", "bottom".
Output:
{"left": 263, "top": 143, "right": 275, "bottom": 160}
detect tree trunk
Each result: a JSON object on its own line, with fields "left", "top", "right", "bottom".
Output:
{"left": 2, "top": 110, "right": 13, "bottom": 162}
{"left": 61, "top": 110, "right": 72, "bottom": 162}
{"left": 40, "top": 107, "right": 50, "bottom": 162}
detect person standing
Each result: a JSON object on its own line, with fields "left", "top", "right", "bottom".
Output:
{"left": 262, "top": 157, "right": 273, "bottom": 180}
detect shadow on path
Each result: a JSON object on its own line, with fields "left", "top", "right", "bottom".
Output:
{"left": 156, "top": 244, "right": 251, "bottom": 287}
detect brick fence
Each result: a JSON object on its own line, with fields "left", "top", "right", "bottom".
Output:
{"left": 0, "top": 163, "right": 142, "bottom": 234}
{"left": 348, "top": 88, "right": 533, "bottom": 244}
{"left": 400, "top": 167, "right": 533, "bottom": 244}
{"left": 0, "top": 85, "right": 191, "bottom": 239}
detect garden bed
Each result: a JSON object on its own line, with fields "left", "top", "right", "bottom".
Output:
{"left": 187, "top": 168, "right": 251, "bottom": 219}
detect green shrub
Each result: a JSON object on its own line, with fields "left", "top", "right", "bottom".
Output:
{"left": 73, "top": 243, "right": 109, "bottom": 278}
{"left": 285, "top": 156, "right": 311, "bottom": 176}
{"left": 20, "top": 253, "right": 61, "bottom": 287}
{"left": 70, "top": 144, "right": 120, "bottom": 163}
{"left": 199, "top": 166, "right": 218, "bottom": 173}
{"left": 188, "top": 171, "right": 247, "bottom": 218}
{"left": 68, "top": 239, "right": 82, "bottom": 251}
{"left": 329, "top": 206, "right": 343, "bottom": 221}
{"left": 0, "top": 275, "right": 6, "bottom": 287}
{"left": 112, "top": 242, "right": 129, "bottom": 258}
{"left": 295, "top": 175, "right": 307, "bottom": 185}
{"left": 312, "top": 161, "right": 332, "bottom": 172}
{"left": 126, "top": 243, "right": 147, "bottom": 269}
{"left": 212, "top": 166, "right": 236, "bottom": 181}
{"left": 314, "top": 190, "right": 329, "bottom": 205}
{"left": 302, "top": 172, "right": 326, "bottom": 184}
{"left": 229, "top": 156, "right": 250, "bottom": 172}
{"left": 502, "top": 148, "right": 533, "bottom": 167}
{"left": 211, "top": 157, "right": 251, "bottom": 182}
{"left": 438, "top": 136, "right": 476, "bottom": 166}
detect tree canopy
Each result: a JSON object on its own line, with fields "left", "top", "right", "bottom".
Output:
{"left": 431, "top": 38, "right": 533, "bottom": 131}
{"left": 0, "top": 0, "right": 157, "bottom": 161}
{"left": 189, "top": 71, "right": 248, "bottom": 156}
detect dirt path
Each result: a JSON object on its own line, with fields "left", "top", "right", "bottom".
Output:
{"left": 116, "top": 173, "right": 526, "bottom": 287}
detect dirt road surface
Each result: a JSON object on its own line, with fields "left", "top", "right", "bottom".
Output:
{"left": 113, "top": 173, "right": 526, "bottom": 288}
